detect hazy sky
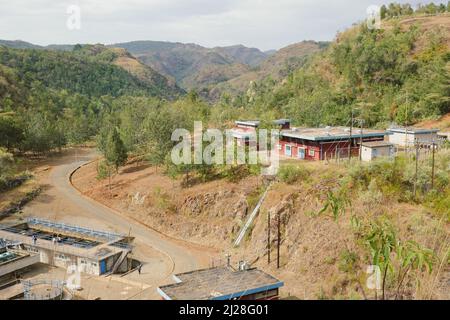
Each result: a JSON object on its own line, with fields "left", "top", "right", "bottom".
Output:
{"left": 0, "top": 0, "right": 445, "bottom": 50}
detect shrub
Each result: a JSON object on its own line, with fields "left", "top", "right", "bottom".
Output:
{"left": 96, "top": 160, "right": 110, "bottom": 180}
{"left": 338, "top": 250, "right": 359, "bottom": 273}
{"left": 278, "top": 165, "right": 309, "bottom": 184}
{"left": 359, "top": 180, "right": 383, "bottom": 211}
{"left": 222, "top": 165, "right": 251, "bottom": 183}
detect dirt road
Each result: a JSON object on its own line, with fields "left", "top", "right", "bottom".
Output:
{"left": 16, "top": 148, "right": 213, "bottom": 298}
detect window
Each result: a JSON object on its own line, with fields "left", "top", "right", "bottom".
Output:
{"left": 278, "top": 144, "right": 282, "bottom": 150}
{"left": 285, "top": 145, "right": 292, "bottom": 157}
{"left": 55, "top": 253, "right": 66, "bottom": 260}
{"left": 309, "top": 149, "right": 315, "bottom": 157}
{"left": 26, "top": 246, "right": 39, "bottom": 253}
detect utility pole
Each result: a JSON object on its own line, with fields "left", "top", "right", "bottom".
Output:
{"left": 277, "top": 212, "right": 281, "bottom": 269}
{"left": 349, "top": 109, "right": 354, "bottom": 162}
{"left": 267, "top": 211, "right": 271, "bottom": 265}
{"left": 431, "top": 140, "right": 436, "bottom": 189}
{"left": 414, "top": 140, "right": 419, "bottom": 198}
{"left": 405, "top": 94, "right": 409, "bottom": 155}
{"left": 359, "top": 119, "right": 364, "bottom": 161}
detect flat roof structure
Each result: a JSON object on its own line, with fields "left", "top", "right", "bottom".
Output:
{"left": 235, "top": 119, "right": 291, "bottom": 128}
{"left": 281, "top": 127, "right": 389, "bottom": 142}
{"left": 157, "top": 267, "right": 283, "bottom": 300}
{"left": 0, "top": 219, "right": 130, "bottom": 261}
{"left": 361, "top": 141, "right": 394, "bottom": 148}
{"left": 387, "top": 127, "right": 440, "bottom": 134}
{"left": 0, "top": 248, "right": 40, "bottom": 278}
{"left": 235, "top": 120, "right": 260, "bottom": 128}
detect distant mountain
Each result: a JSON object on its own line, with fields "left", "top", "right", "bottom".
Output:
{"left": 0, "top": 39, "right": 42, "bottom": 50}
{"left": 213, "top": 45, "right": 268, "bottom": 67}
{"left": 264, "top": 49, "right": 277, "bottom": 56}
{"left": 0, "top": 39, "right": 328, "bottom": 100}
{"left": 110, "top": 41, "right": 269, "bottom": 90}
{"left": 207, "top": 41, "right": 329, "bottom": 99}
{"left": 0, "top": 44, "right": 184, "bottom": 99}
{"left": 45, "top": 44, "right": 77, "bottom": 51}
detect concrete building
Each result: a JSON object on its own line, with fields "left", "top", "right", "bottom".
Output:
{"left": 157, "top": 266, "right": 284, "bottom": 300}
{"left": 361, "top": 141, "right": 395, "bottom": 162}
{"left": 232, "top": 119, "right": 291, "bottom": 147}
{"left": 0, "top": 247, "right": 40, "bottom": 279}
{"left": 0, "top": 218, "right": 133, "bottom": 276}
{"left": 438, "top": 132, "right": 449, "bottom": 143}
{"left": 279, "top": 127, "right": 389, "bottom": 161}
{"left": 387, "top": 127, "right": 439, "bottom": 147}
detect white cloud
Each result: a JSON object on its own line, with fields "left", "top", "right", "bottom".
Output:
{"left": 0, "top": 0, "right": 445, "bottom": 50}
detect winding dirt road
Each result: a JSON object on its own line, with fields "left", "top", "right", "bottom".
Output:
{"left": 18, "top": 148, "right": 212, "bottom": 297}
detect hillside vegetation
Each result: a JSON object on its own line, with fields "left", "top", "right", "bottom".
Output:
{"left": 0, "top": 44, "right": 183, "bottom": 156}
{"left": 208, "top": 41, "right": 328, "bottom": 100}
{"left": 0, "top": 45, "right": 182, "bottom": 99}
{"left": 111, "top": 41, "right": 266, "bottom": 90}
{"left": 112, "top": 40, "right": 329, "bottom": 100}
{"left": 223, "top": 14, "right": 450, "bottom": 128}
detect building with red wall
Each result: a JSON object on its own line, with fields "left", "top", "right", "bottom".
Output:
{"left": 279, "top": 127, "right": 390, "bottom": 161}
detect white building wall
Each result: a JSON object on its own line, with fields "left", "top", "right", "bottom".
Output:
{"left": 361, "top": 146, "right": 394, "bottom": 162}
{"left": 389, "top": 131, "right": 438, "bottom": 147}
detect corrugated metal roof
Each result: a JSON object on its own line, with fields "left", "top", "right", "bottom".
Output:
{"left": 158, "top": 267, "right": 283, "bottom": 300}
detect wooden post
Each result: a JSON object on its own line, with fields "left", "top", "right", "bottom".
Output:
{"left": 359, "top": 120, "right": 364, "bottom": 161}
{"left": 431, "top": 141, "right": 436, "bottom": 189}
{"left": 414, "top": 140, "right": 419, "bottom": 198}
{"left": 267, "top": 211, "right": 271, "bottom": 264}
{"left": 277, "top": 212, "right": 281, "bottom": 269}
{"left": 348, "top": 109, "right": 354, "bottom": 163}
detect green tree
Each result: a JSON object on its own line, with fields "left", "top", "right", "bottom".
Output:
{"left": 0, "top": 114, "right": 23, "bottom": 151}
{"left": 0, "top": 148, "right": 14, "bottom": 176}
{"left": 104, "top": 127, "right": 127, "bottom": 172}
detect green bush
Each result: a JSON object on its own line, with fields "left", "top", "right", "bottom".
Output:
{"left": 338, "top": 250, "right": 359, "bottom": 273}
{"left": 278, "top": 165, "right": 309, "bottom": 184}
{"left": 222, "top": 165, "right": 251, "bottom": 183}
{"left": 96, "top": 160, "right": 110, "bottom": 180}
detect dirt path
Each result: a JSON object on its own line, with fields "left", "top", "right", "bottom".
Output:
{"left": 11, "top": 148, "right": 213, "bottom": 298}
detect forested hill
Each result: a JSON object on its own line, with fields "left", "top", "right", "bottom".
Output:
{"left": 0, "top": 45, "right": 183, "bottom": 100}
{"left": 0, "top": 44, "right": 183, "bottom": 155}
{"left": 237, "top": 13, "right": 450, "bottom": 128}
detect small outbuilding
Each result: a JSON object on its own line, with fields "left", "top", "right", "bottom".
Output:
{"left": 438, "top": 132, "right": 449, "bottom": 143}
{"left": 387, "top": 127, "right": 439, "bottom": 147}
{"left": 361, "top": 141, "right": 395, "bottom": 162}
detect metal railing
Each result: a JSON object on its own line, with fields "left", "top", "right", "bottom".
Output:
{"left": 22, "top": 279, "right": 65, "bottom": 300}
{"left": 27, "top": 217, "right": 125, "bottom": 242}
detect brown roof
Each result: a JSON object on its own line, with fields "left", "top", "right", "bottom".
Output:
{"left": 157, "top": 267, "right": 283, "bottom": 300}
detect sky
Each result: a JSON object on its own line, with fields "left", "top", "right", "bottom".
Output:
{"left": 0, "top": 0, "right": 446, "bottom": 51}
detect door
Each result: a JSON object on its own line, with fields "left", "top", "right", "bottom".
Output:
{"left": 100, "top": 260, "right": 107, "bottom": 274}
{"left": 285, "top": 145, "right": 292, "bottom": 157}
{"left": 372, "top": 148, "right": 378, "bottom": 159}
{"left": 298, "top": 148, "right": 305, "bottom": 159}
